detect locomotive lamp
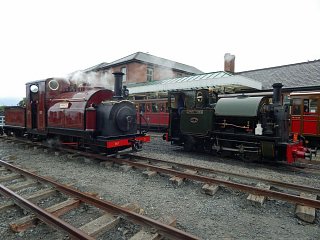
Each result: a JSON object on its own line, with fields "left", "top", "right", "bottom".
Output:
{"left": 30, "top": 85, "right": 39, "bottom": 93}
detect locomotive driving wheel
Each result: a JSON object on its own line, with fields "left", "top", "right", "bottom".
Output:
{"left": 183, "top": 135, "right": 195, "bottom": 152}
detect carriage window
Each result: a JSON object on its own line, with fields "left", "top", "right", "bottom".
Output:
{"left": 303, "top": 99, "right": 309, "bottom": 113}
{"left": 309, "top": 99, "right": 317, "bottom": 113}
{"left": 292, "top": 99, "right": 301, "bottom": 115}
{"left": 152, "top": 103, "right": 158, "bottom": 112}
{"left": 139, "top": 103, "right": 145, "bottom": 113}
{"left": 146, "top": 103, "right": 151, "bottom": 112}
{"left": 159, "top": 104, "right": 165, "bottom": 112}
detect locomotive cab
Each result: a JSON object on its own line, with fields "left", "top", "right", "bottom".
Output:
{"left": 167, "top": 89, "right": 217, "bottom": 151}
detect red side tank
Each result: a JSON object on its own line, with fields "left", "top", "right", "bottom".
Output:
{"left": 47, "top": 88, "right": 113, "bottom": 130}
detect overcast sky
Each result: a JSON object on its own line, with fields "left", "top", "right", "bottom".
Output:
{"left": 0, "top": 0, "right": 319, "bottom": 100}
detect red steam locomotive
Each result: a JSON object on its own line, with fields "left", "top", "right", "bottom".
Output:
{"left": 2, "top": 72, "right": 150, "bottom": 153}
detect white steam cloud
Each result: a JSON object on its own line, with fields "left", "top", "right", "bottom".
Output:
{"left": 67, "top": 70, "right": 114, "bottom": 89}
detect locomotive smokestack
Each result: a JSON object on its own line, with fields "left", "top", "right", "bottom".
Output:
{"left": 113, "top": 72, "right": 124, "bottom": 100}
{"left": 272, "top": 83, "right": 283, "bottom": 105}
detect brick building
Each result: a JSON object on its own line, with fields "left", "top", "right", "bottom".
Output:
{"left": 84, "top": 52, "right": 203, "bottom": 85}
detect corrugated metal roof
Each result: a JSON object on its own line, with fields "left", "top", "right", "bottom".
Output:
{"left": 128, "top": 71, "right": 262, "bottom": 94}
{"left": 237, "top": 60, "right": 320, "bottom": 89}
{"left": 95, "top": 52, "right": 203, "bottom": 74}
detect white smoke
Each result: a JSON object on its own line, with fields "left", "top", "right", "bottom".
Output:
{"left": 68, "top": 70, "right": 113, "bottom": 89}
{"left": 224, "top": 53, "right": 235, "bottom": 62}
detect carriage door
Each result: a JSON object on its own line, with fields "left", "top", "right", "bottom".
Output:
{"left": 29, "top": 84, "right": 39, "bottom": 129}
{"left": 302, "top": 98, "right": 318, "bottom": 136}
{"left": 291, "top": 98, "right": 302, "bottom": 135}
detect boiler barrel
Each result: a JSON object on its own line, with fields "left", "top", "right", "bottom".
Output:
{"left": 215, "top": 96, "right": 265, "bottom": 117}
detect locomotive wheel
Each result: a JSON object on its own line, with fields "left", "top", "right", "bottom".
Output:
{"left": 183, "top": 135, "right": 195, "bottom": 152}
{"left": 203, "top": 140, "right": 212, "bottom": 153}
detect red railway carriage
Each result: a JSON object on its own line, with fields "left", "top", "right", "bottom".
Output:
{"left": 3, "top": 72, "right": 150, "bottom": 153}
{"left": 133, "top": 98, "right": 169, "bottom": 131}
{"left": 290, "top": 91, "right": 320, "bottom": 147}
{"left": 3, "top": 107, "right": 26, "bottom": 136}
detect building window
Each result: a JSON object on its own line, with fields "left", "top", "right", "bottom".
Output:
{"left": 121, "top": 67, "right": 127, "bottom": 82}
{"left": 147, "top": 67, "right": 153, "bottom": 82}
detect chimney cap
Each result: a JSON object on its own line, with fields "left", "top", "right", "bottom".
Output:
{"left": 224, "top": 53, "right": 235, "bottom": 60}
{"left": 272, "top": 83, "right": 283, "bottom": 88}
{"left": 113, "top": 72, "right": 124, "bottom": 76}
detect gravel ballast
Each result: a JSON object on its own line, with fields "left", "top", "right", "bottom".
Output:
{"left": 0, "top": 135, "right": 319, "bottom": 240}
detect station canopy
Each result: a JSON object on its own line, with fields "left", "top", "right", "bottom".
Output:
{"left": 128, "top": 71, "right": 262, "bottom": 95}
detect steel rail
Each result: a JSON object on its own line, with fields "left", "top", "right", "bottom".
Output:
{"left": 117, "top": 158, "right": 320, "bottom": 208}
{"left": 2, "top": 138, "right": 320, "bottom": 208}
{"left": 0, "top": 160, "right": 199, "bottom": 240}
{"left": 52, "top": 148, "right": 320, "bottom": 208}
{"left": 128, "top": 155, "right": 320, "bottom": 195}
{"left": 53, "top": 148, "right": 320, "bottom": 208}
{"left": 0, "top": 184, "right": 94, "bottom": 240}
{"left": 2, "top": 137, "right": 320, "bottom": 198}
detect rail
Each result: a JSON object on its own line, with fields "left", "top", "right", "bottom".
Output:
{"left": 0, "top": 159, "right": 200, "bottom": 240}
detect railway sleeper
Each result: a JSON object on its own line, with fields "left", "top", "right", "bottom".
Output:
{"left": 130, "top": 215, "right": 177, "bottom": 240}
{"left": 142, "top": 164, "right": 172, "bottom": 178}
{"left": 0, "top": 173, "right": 22, "bottom": 182}
{"left": 5, "top": 179, "right": 39, "bottom": 191}
{"left": 142, "top": 169, "right": 158, "bottom": 178}
{"left": 0, "top": 167, "right": 10, "bottom": 173}
{"left": 201, "top": 176, "right": 230, "bottom": 196}
{"left": 10, "top": 198, "right": 81, "bottom": 232}
{"left": 79, "top": 202, "right": 143, "bottom": 237}
{"left": 169, "top": 169, "right": 198, "bottom": 186}
{"left": 0, "top": 188, "right": 56, "bottom": 212}
{"left": 295, "top": 193, "right": 317, "bottom": 223}
{"left": 247, "top": 182, "right": 271, "bottom": 205}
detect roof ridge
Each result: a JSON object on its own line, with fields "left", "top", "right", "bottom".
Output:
{"left": 140, "top": 52, "right": 196, "bottom": 68}
{"left": 237, "top": 59, "right": 320, "bottom": 74}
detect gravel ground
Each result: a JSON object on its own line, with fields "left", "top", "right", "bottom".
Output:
{"left": 0, "top": 135, "right": 319, "bottom": 240}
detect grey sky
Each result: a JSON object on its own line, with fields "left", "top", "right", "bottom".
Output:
{"left": 0, "top": 0, "right": 319, "bottom": 99}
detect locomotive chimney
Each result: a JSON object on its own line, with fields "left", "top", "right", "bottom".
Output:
{"left": 113, "top": 72, "right": 124, "bottom": 100}
{"left": 224, "top": 53, "right": 235, "bottom": 73}
{"left": 272, "top": 83, "right": 283, "bottom": 105}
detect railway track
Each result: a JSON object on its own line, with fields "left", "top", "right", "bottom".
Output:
{"left": 143, "top": 135, "right": 320, "bottom": 174}
{"left": 1, "top": 136, "right": 320, "bottom": 224}
{"left": 52, "top": 147, "right": 320, "bottom": 223}
{"left": 0, "top": 159, "right": 199, "bottom": 240}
